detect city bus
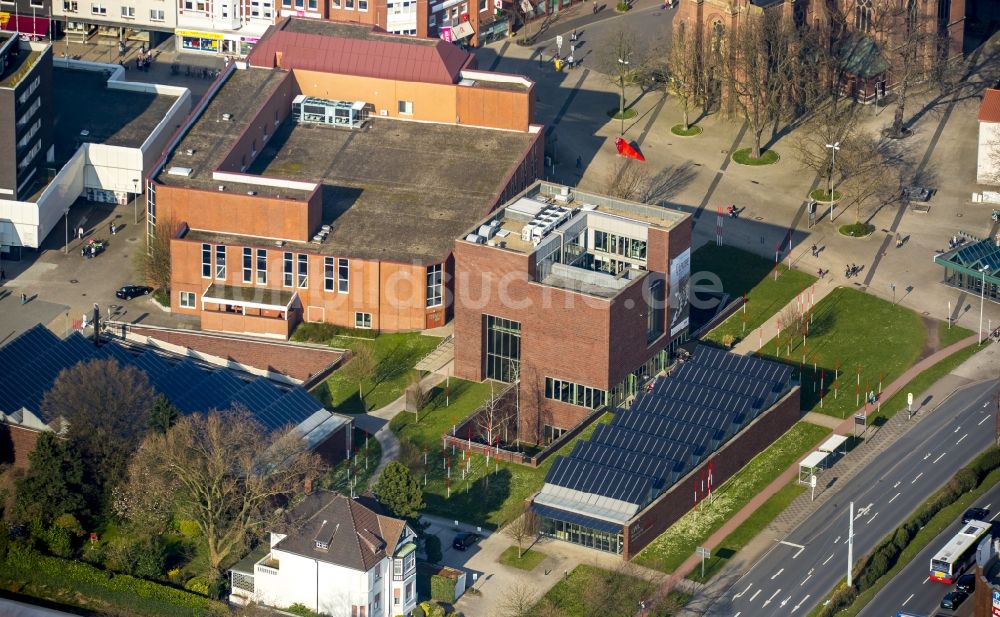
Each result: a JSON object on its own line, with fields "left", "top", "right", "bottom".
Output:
{"left": 928, "top": 519, "right": 991, "bottom": 583}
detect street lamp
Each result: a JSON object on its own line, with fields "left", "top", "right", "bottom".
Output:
{"left": 132, "top": 178, "right": 140, "bottom": 224}
{"left": 979, "top": 265, "right": 989, "bottom": 345}
{"left": 617, "top": 55, "right": 631, "bottom": 136}
{"left": 825, "top": 142, "right": 840, "bottom": 221}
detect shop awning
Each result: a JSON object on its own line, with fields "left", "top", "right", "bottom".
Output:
{"left": 202, "top": 284, "right": 296, "bottom": 312}
{"left": 452, "top": 21, "right": 474, "bottom": 39}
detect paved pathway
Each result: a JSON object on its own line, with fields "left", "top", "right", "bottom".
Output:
{"left": 642, "top": 335, "right": 979, "bottom": 615}
{"left": 353, "top": 362, "right": 452, "bottom": 486}
{"left": 730, "top": 278, "right": 839, "bottom": 355}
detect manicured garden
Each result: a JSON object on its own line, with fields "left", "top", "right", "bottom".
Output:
{"left": 633, "top": 421, "right": 829, "bottom": 573}
{"left": 696, "top": 244, "right": 816, "bottom": 346}
{"left": 758, "top": 287, "right": 928, "bottom": 418}
{"left": 319, "top": 427, "right": 383, "bottom": 494}
{"left": 391, "top": 380, "right": 614, "bottom": 528}
{"left": 298, "top": 327, "right": 440, "bottom": 413}
{"left": 533, "top": 565, "right": 688, "bottom": 617}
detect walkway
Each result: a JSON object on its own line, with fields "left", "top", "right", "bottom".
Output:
{"left": 644, "top": 335, "right": 979, "bottom": 615}
{"left": 730, "top": 277, "right": 839, "bottom": 356}
{"left": 353, "top": 361, "right": 452, "bottom": 486}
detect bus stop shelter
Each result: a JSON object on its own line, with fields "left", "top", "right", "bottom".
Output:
{"left": 818, "top": 434, "right": 849, "bottom": 458}
{"left": 798, "top": 451, "right": 828, "bottom": 485}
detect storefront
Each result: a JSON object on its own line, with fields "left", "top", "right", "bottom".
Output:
{"left": 177, "top": 28, "right": 224, "bottom": 53}
{"left": 0, "top": 12, "right": 53, "bottom": 40}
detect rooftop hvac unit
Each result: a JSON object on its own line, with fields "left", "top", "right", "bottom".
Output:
{"left": 185, "top": 148, "right": 195, "bottom": 155}
{"left": 222, "top": 113, "right": 233, "bottom": 121}
{"left": 465, "top": 233, "right": 486, "bottom": 244}
{"left": 520, "top": 224, "right": 536, "bottom": 242}
{"left": 275, "top": 240, "right": 284, "bottom": 247}
{"left": 478, "top": 224, "right": 496, "bottom": 239}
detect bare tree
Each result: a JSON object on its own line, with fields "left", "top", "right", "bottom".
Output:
{"left": 404, "top": 370, "right": 431, "bottom": 419}
{"left": 792, "top": 100, "right": 860, "bottom": 199}
{"left": 725, "top": 10, "right": 797, "bottom": 159}
{"left": 604, "top": 158, "right": 651, "bottom": 201}
{"left": 115, "top": 408, "right": 326, "bottom": 577}
{"left": 41, "top": 358, "right": 155, "bottom": 501}
{"left": 503, "top": 507, "right": 540, "bottom": 558}
{"left": 475, "top": 386, "right": 514, "bottom": 446}
{"left": 344, "top": 344, "right": 378, "bottom": 412}
{"left": 133, "top": 216, "right": 177, "bottom": 294}
{"left": 598, "top": 29, "right": 645, "bottom": 134}
{"left": 500, "top": 584, "right": 539, "bottom": 617}
{"left": 666, "top": 21, "right": 702, "bottom": 131}
{"left": 837, "top": 133, "right": 903, "bottom": 223}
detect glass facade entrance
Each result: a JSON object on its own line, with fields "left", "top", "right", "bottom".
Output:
{"left": 540, "top": 517, "right": 623, "bottom": 554}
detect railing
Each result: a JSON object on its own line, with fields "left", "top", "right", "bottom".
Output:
{"left": 255, "top": 562, "right": 278, "bottom": 576}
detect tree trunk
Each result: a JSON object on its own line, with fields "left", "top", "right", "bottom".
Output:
{"left": 751, "top": 127, "right": 763, "bottom": 159}
{"left": 517, "top": 540, "right": 523, "bottom": 559}
{"left": 683, "top": 105, "right": 690, "bottom": 131}
{"left": 892, "top": 73, "right": 909, "bottom": 137}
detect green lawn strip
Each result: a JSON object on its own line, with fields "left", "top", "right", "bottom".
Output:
{"left": 534, "top": 564, "right": 654, "bottom": 617}
{"left": 633, "top": 421, "right": 830, "bottom": 573}
{"left": 692, "top": 244, "right": 785, "bottom": 300}
{"left": 319, "top": 427, "right": 383, "bottom": 493}
{"left": 390, "top": 380, "right": 498, "bottom": 451}
{"left": 686, "top": 480, "right": 805, "bottom": 583}
{"left": 937, "top": 321, "right": 974, "bottom": 348}
{"left": 408, "top": 404, "right": 614, "bottom": 528}
{"left": 0, "top": 548, "right": 227, "bottom": 617}
{"left": 808, "top": 465, "right": 1000, "bottom": 617}
{"left": 732, "top": 148, "right": 779, "bottom": 165}
{"left": 702, "top": 262, "right": 816, "bottom": 346}
{"left": 498, "top": 546, "right": 546, "bottom": 571}
{"left": 870, "top": 343, "right": 984, "bottom": 424}
{"left": 309, "top": 332, "right": 440, "bottom": 413}
{"left": 757, "top": 287, "right": 926, "bottom": 419}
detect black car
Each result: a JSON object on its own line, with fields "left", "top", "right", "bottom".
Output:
{"left": 962, "top": 507, "right": 989, "bottom": 523}
{"left": 116, "top": 285, "right": 153, "bottom": 300}
{"left": 940, "top": 590, "right": 967, "bottom": 610}
{"left": 955, "top": 573, "right": 975, "bottom": 593}
{"left": 452, "top": 532, "right": 480, "bottom": 551}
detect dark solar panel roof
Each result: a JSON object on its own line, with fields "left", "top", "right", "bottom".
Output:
{"left": 0, "top": 325, "right": 324, "bottom": 432}
{"left": 532, "top": 503, "right": 624, "bottom": 534}
{"left": 541, "top": 344, "right": 793, "bottom": 510}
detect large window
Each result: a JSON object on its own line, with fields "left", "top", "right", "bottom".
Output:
{"left": 544, "top": 377, "right": 606, "bottom": 409}
{"left": 324, "top": 257, "right": 335, "bottom": 291}
{"left": 297, "top": 254, "right": 308, "bottom": 288}
{"left": 215, "top": 245, "right": 226, "bottom": 280}
{"left": 243, "top": 248, "right": 252, "bottom": 283}
{"left": 201, "top": 244, "right": 211, "bottom": 278}
{"left": 543, "top": 424, "right": 566, "bottom": 444}
{"left": 355, "top": 312, "right": 373, "bottom": 329}
{"left": 426, "top": 264, "right": 443, "bottom": 307}
{"left": 647, "top": 278, "right": 665, "bottom": 343}
{"left": 592, "top": 230, "right": 646, "bottom": 261}
{"left": 338, "top": 258, "right": 349, "bottom": 292}
{"left": 256, "top": 249, "right": 267, "bottom": 285}
{"left": 856, "top": 0, "right": 873, "bottom": 33}
{"left": 283, "top": 252, "right": 293, "bottom": 287}
{"left": 484, "top": 315, "right": 520, "bottom": 382}
{"left": 179, "top": 291, "right": 196, "bottom": 308}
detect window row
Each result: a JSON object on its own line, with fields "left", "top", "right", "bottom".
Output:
{"left": 593, "top": 230, "right": 647, "bottom": 261}
{"left": 332, "top": 0, "right": 369, "bottom": 10}
{"left": 544, "top": 377, "right": 607, "bottom": 409}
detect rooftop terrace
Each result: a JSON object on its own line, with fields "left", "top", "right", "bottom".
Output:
{"left": 52, "top": 68, "right": 180, "bottom": 162}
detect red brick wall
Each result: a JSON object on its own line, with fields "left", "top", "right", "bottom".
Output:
{"left": 217, "top": 71, "right": 296, "bottom": 175}
{"left": 0, "top": 424, "right": 42, "bottom": 469}
{"left": 312, "top": 421, "right": 352, "bottom": 465}
{"left": 622, "top": 386, "right": 802, "bottom": 560}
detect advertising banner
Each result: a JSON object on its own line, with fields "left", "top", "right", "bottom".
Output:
{"left": 668, "top": 247, "right": 691, "bottom": 336}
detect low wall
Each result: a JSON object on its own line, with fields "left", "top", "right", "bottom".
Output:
{"left": 622, "top": 386, "right": 802, "bottom": 560}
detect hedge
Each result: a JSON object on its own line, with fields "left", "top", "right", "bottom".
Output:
{"left": 818, "top": 447, "right": 1000, "bottom": 617}
{"left": 292, "top": 322, "right": 377, "bottom": 343}
{"left": 430, "top": 574, "right": 457, "bottom": 603}
{"left": 2, "top": 544, "right": 229, "bottom": 617}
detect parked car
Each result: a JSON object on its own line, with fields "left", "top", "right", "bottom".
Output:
{"left": 116, "top": 285, "right": 153, "bottom": 300}
{"left": 955, "top": 572, "right": 975, "bottom": 593}
{"left": 962, "top": 507, "right": 989, "bottom": 523}
{"left": 452, "top": 532, "right": 480, "bottom": 551}
{"left": 940, "top": 590, "right": 967, "bottom": 610}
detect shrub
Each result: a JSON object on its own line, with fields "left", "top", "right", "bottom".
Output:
{"left": 184, "top": 575, "right": 210, "bottom": 596}
{"left": 53, "top": 513, "right": 84, "bottom": 536}
{"left": 419, "top": 601, "right": 434, "bottom": 617}
{"left": 429, "top": 604, "right": 446, "bottom": 617}
{"left": 40, "top": 525, "right": 74, "bottom": 559}
{"left": 292, "top": 322, "right": 377, "bottom": 344}
{"left": 818, "top": 584, "right": 856, "bottom": 617}
{"left": 431, "top": 575, "right": 456, "bottom": 603}
{"left": 411, "top": 605, "right": 426, "bottom": 617}
{"left": 177, "top": 519, "right": 201, "bottom": 539}
{"left": 286, "top": 604, "right": 320, "bottom": 617}
{"left": 615, "top": 1, "right": 628, "bottom": 10}
{"left": 424, "top": 535, "right": 443, "bottom": 564}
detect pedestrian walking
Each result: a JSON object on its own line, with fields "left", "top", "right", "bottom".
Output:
{"left": 78, "top": 226, "right": 84, "bottom": 240}
{"left": 592, "top": 0, "right": 597, "bottom": 13}
{"left": 571, "top": 28, "right": 577, "bottom": 42}
{"left": 811, "top": 244, "right": 817, "bottom": 257}
{"left": 20, "top": 293, "right": 27, "bottom": 305}
{"left": 109, "top": 222, "right": 114, "bottom": 235}
{"left": 576, "top": 155, "right": 582, "bottom": 169}
{"left": 0, "top": 268, "right": 5, "bottom": 282}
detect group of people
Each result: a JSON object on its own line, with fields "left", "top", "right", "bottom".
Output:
{"left": 134, "top": 49, "right": 154, "bottom": 71}
{"left": 844, "top": 263, "right": 863, "bottom": 278}
{"left": 727, "top": 204, "right": 739, "bottom": 218}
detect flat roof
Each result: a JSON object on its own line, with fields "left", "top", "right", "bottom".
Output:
{"left": 185, "top": 117, "right": 532, "bottom": 263}
{"left": 281, "top": 18, "right": 438, "bottom": 44}
{"left": 52, "top": 68, "right": 179, "bottom": 162}
{"left": 155, "top": 67, "right": 309, "bottom": 199}
{"left": 0, "top": 49, "right": 41, "bottom": 88}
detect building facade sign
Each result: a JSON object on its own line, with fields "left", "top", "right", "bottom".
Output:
{"left": 668, "top": 247, "right": 690, "bottom": 336}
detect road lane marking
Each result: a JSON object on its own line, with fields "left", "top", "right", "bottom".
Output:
{"left": 912, "top": 472, "right": 923, "bottom": 484}
{"left": 955, "top": 425, "right": 962, "bottom": 432}
{"left": 933, "top": 452, "right": 946, "bottom": 463}
{"left": 924, "top": 452, "right": 931, "bottom": 460}
{"left": 781, "top": 595, "right": 791, "bottom": 607}
{"left": 762, "top": 589, "right": 780, "bottom": 607}
{"left": 771, "top": 568, "right": 784, "bottom": 580}
{"left": 834, "top": 536, "right": 841, "bottom": 544}
{"left": 734, "top": 613, "right": 740, "bottom": 617}
{"left": 902, "top": 593, "right": 914, "bottom": 606}
{"left": 734, "top": 584, "right": 752, "bottom": 599}
{"left": 823, "top": 553, "right": 834, "bottom": 565}
{"left": 750, "top": 589, "right": 761, "bottom": 603}
{"left": 780, "top": 541, "right": 805, "bottom": 550}
{"left": 957, "top": 433, "right": 968, "bottom": 445}
{"left": 980, "top": 415, "right": 990, "bottom": 426}
{"left": 801, "top": 573, "right": 812, "bottom": 586}
{"left": 991, "top": 511, "right": 1000, "bottom": 522}
{"left": 793, "top": 546, "right": 805, "bottom": 559}
{"left": 792, "top": 595, "right": 810, "bottom": 612}
{"left": 889, "top": 492, "right": 901, "bottom": 504}
{"left": 893, "top": 481, "right": 901, "bottom": 488}
{"left": 867, "top": 512, "right": 879, "bottom": 525}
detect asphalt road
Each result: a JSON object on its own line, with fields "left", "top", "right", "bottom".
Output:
{"left": 705, "top": 378, "right": 999, "bottom": 617}
{"left": 856, "top": 486, "right": 1000, "bottom": 617}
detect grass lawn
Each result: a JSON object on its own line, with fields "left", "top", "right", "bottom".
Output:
{"left": 732, "top": 148, "right": 779, "bottom": 165}
{"left": 697, "top": 246, "right": 816, "bottom": 346}
{"left": 309, "top": 332, "right": 440, "bottom": 413}
{"left": 937, "top": 321, "right": 974, "bottom": 348}
{"left": 608, "top": 108, "right": 639, "bottom": 119}
{"left": 393, "top": 383, "right": 614, "bottom": 527}
{"left": 534, "top": 565, "right": 653, "bottom": 617}
{"left": 319, "top": 427, "right": 383, "bottom": 493}
{"left": 686, "top": 480, "right": 804, "bottom": 583}
{"left": 808, "top": 188, "right": 841, "bottom": 202}
{"left": 498, "top": 546, "right": 546, "bottom": 571}
{"left": 633, "top": 421, "right": 829, "bottom": 573}
{"left": 758, "top": 287, "right": 927, "bottom": 419}
{"left": 671, "top": 124, "right": 703, "bottom": 136}
{"left": 808, "top": 463, "right": 1000, "bottom": 617}
{"left": 839, "top": 222, "right": 874, "bottom": 237}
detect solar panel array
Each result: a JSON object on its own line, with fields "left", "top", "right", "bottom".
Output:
{"left": 0, "top": 324, "right": 324, "bottom": 431}
{"left": 541, "top": 344, "right": 793, "bottom": 509}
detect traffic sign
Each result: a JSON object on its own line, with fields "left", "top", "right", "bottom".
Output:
{"left": 556, "top": 35, "right": 563, "bottom": 51}
{"left": 696, "top": 547, "right": 710, "bottom": 558}
{"left": 854, "top": 413, "right": 867, "bottom": 426}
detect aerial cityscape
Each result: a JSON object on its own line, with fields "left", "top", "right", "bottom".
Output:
{"left": 0, "top": 0, "right": 999, "bottom": 616}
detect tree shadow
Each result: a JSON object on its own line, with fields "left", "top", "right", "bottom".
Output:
{"left": 644, "top": 161, "right": 698, "bottom": 206}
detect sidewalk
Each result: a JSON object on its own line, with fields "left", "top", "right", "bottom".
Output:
{"left": 730, "top": 277, "right": 839, "bottom": 355}
{"left": 646, "top": 335, "right": 979, "bottom": 615}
